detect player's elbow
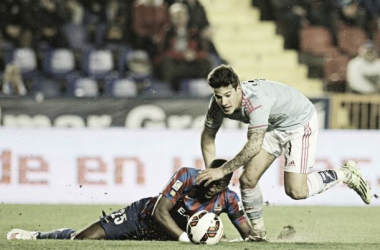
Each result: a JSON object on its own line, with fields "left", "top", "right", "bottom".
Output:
{"left": 153, "top": 208, "right": 162, "bottom": 222}
{"left": 153, "top": 206, "right": 167, "bottom": 224}
{"left": 201, "top": 127, "right": 217, "bottom": 141}
{"left": 201, "top": 134, "right": 214, "bottom": 147}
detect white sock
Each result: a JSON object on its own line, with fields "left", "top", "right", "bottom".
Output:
{"left": 240, "top": 185, "right": 265, "bottom": 231}
{"left": 306, "top": 169, "right": 347, "bottom": 197}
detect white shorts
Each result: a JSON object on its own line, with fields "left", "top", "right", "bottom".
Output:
{"left": 262, "top": 111, "right": 318, "bottom": 174}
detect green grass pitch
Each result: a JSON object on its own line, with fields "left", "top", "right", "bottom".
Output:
{"left": 1, "top": 204, "right": 379, "bottom": 250}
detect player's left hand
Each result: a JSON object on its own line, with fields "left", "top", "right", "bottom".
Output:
{"left": 195, "top": 168, "right": 224, "bottom": 187}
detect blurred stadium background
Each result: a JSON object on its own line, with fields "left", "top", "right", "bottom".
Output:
{"left": 0, "top": 0, "right": 380, "bottom": 247}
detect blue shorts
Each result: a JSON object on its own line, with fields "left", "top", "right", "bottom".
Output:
{"left": 99, "top": 198, "right": 173, "bottom": 241}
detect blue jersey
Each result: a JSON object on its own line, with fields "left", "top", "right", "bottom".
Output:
{"left": 99, "top": 167, "right": 247, "bottom": 240}
{"left": 141, "top": 167, "right": 247, "bottom": 230}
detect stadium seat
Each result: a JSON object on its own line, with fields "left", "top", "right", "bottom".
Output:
{"left": 104, "top": 78, "right": 138, "bottom": 97}
{"left": 323, "top": 54, "right": 350, "bottom": 92}
{"left": 300, "top": 25, "right": 337, "bottom": 56}
{"left": 337, "top": 25, "right": 367, "bottom": 57}
{"left": 43, "top": 49, "right": 76, "bottom": 79}
{"left": 5, "top": 48, "right": 38, "bottom": 76}
{"left": 299, "top": 25, "right": 339, "bottom": 78}
{"left": 81, "top": 49, "right": 115, "bottom": 79}
{"left": 31, "top": 77, "right": 62, "bottom": 97}
{"left": 180, "top": 78, "right": 213, "bottom": 97}
{"left": 118, "top": 49, "right": 153, "bottom": 81}
{"left": 140, "top": 80, "right": 174, "bottom": 97}
{"left": 67, "top": 77, "right": 99, "bottom": 97}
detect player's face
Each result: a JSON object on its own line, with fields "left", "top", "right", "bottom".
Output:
{"left": 213, "top": 84, "right": 242, "bottom": 115}
{"left": 202, "top": 179, "right": 229, "bottom": 200}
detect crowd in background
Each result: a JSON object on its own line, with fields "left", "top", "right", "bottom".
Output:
{"left": 254, "top": 0, "right": 380, "bottom": 94}
{"left": 0, "top": 0, "right": 222, "bottom": 97}
{"left": 2, "top": 0, "right": 380, "bottom": 97}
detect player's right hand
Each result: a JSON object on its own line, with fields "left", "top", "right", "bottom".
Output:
{"left": 244, "top": 234, "right": 270, "bottom": 242}
{"left": 195, "top": 168, "right": 224, "bottom": 187}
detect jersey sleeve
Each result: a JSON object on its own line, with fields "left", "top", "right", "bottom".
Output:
{"left": 204, "top": 96, "right": 224, "bottom": 129}
{"left": 225, "top": 191, "right": 248, "bottom": 227}
{"left": 160, "top": 167, "right": 194, "bottom": 205}
{"left": 245, "top": 96, "right": 270, "bottom": 131}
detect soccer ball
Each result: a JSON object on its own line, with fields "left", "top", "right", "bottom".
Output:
{"left": 186, "top": 210, "right": 224, "bottom": 245}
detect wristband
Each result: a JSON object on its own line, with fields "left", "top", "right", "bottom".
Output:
{"left": 178, "top": 232, "right": 190, "bottom": 242}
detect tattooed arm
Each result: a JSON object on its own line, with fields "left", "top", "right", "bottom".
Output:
{"left": 221, "top": 128, "right": 266, "bottom": 175}
{"left": 195, "top": 128, "right": 266, "bottom": 186}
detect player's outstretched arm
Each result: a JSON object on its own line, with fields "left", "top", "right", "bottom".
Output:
{"left": 221, "top": 128, "right": 265, "bottom": 175}
{"left": 153, "top": 194, "right": 190, "bottom": 242}
{"left": 196, "top": 128, "right": 265, "bottom": 186}
{"left": 234, "top": 221, "right": 255, "bottom": 240}
{"left": 201, "top": 126, "right": 219, "bottom": 168}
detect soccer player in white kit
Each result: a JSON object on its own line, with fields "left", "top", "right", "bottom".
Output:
{"left": 195, "top": 65, "right": 372, "bottom": 241}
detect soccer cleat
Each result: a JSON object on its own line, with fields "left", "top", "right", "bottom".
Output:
{"left": 341, "top": 160, "right": 371, "bottom": 205}
{"left": 6, "top": 229, "right": 39, "bottom": 240}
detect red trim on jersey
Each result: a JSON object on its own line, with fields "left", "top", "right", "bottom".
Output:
{"left": 242, "top": 96, "right": 262, "bottom": 114}
{"left": 242, "top": 99, "right": 253, "bottom": 114}
{"left": 301, "top": 123, "right": 312, "bottom": 173}
{"left": 307, "top": 123, "right": 312, "bottom": 173}
{"left": 301, "top": 124, "right": 307, "bottom": 173}
{"left": 252, "top": 104, "right": 262, "bottom": 111}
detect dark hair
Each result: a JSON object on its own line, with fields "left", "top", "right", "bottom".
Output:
{"left": 209, "top": 159, "right": 233, "bottom": 184}
{"left": 207, "top": 65, "right": 240, "bottom": 89}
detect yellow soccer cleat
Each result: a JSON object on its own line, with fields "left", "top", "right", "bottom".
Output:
{"left": 341, "top": 160, "right": 371, "bottom": 205}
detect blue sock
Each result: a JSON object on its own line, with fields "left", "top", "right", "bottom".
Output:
{"left": 37, "top": 229, "right": 75, "bottom": 240}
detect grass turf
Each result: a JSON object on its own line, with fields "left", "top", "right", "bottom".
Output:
{"left": 0, "top": 204, "right": 379, "bottom": 249}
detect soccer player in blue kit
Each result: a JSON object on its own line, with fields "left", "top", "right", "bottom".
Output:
{"left": 196, "top": 65, "right": 372, "bottom": 241}
{"left": 7, "top": 159, "right": 263, "bottom": 242}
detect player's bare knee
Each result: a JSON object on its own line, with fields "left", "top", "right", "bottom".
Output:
{"left": 239, "top": 174, "right": 258, "bottom": 189}
{"left": 285, "top": 187, "right": 307, "bottom": 200}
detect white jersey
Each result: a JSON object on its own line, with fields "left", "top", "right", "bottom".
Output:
{"left": 205, "top": 79, "right": 315, "bottom": 131}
